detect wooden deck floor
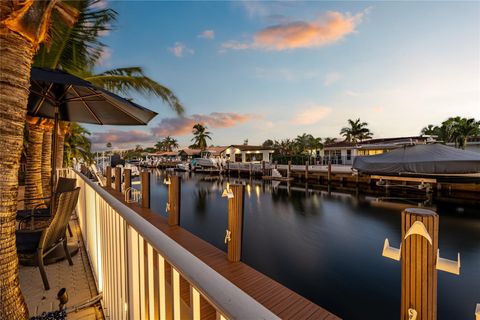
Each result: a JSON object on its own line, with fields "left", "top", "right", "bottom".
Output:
{"left": 107, "top": 188, "right": 340, "bottom": 320}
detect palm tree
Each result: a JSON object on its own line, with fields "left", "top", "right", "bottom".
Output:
{"left": 163, "top": 136, "right": 179, "bottom": 151}
{"left": 41, "top": 121, "right": 54, "bottom": 198}
{"left": 30, "top": 0, "right": 184, "bottom": 199}
{"left": 323, "top": 137, "right": 337, "bottom": 145}
{"left": 63, "top": 123, "right": 93, "bottom": 166}
{"left": 24, "top": 117, "right": 45, "bottom": 210}
{"left": 0, "top": 2, "right": 78, "bottom": 317}
{"left": 340, "top": 118, "right": 373, "bottom": 143}
{"left": 420, "top": 124, "right": 439, "bottom": 136}
{"left": 262, "top": 139, "right": 274, "bottom": 148}
{"left": 191, "top": 124, "right": 212, "bottom": 150}
{"left": 453, "top": 118, "right": 480, "bottom": 149}
{"left": 294, "top": 133, "right": 313, "bottom": 154}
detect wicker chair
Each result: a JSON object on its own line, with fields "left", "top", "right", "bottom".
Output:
{"left": 17, "top": 177, "right": 76, "bottom": 235}
{"left": 16, "top": 187, "right": 80, "bottom": 290}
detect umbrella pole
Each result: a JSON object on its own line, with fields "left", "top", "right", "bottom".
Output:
{"left": 51, "top": 111, "right": 59, "bottom": 197}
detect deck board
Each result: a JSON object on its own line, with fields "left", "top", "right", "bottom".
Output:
{"left": 107, "top": 188, "right": 340, "bottom": 319}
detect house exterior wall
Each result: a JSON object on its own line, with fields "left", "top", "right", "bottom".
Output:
{"left": 221, "top": 147, "right": 272, "bottom": 163}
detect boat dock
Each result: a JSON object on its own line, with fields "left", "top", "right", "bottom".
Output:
{"left": 68, "top": 169, "right": 340, "bottom": 319}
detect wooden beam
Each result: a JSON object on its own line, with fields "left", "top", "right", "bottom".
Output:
{"left": 115, "top": 167, "right": 122, "bottom": 192}
{"left": 168, "top": 176, "right": 181, "bottom": 226}
{"left": 106, "top": 166, "right": 112, "bottom": 188}
{"left": 371, "top": 175, "right": 437, "bottom": 183}
{"left": 141, "top": 171, "right": 150, "bottom": 208}
{"left": 227, "top": 185, "right": 244, "bottom": 262}
{"left": 401, "top": 208, "right": 438, "bottom": 320}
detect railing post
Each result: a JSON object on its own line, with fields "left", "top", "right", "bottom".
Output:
{"left": 401, "top": 208, "right": 438, "bottom": 320}
{"left": 106, "top": 166, "right": 112, "bottom": 188}
{"left": 115, "top": 167, "right": 122, "bottom": 192}
{"left": 227, "top": 185, "right": 244, "bottom": 262}
{"left": 261, "top": 161, "right": 265, "bottom": 175}
{"left": 249, "top": 162, "right": 253, "bottom": 176}
{"left": 124, "top": 169, "right": 132, "bottom": 191}
{"left": 141, "top": 171, "right": 150, "bottom": 208}
{"left": 168, "top": 176, "right": 181, "bottom": 226}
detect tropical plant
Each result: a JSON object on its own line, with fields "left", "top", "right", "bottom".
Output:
{"left": 262, "top": 139, "right": 274, "bottom": 148}
{"left": 191, "top": 124, "right": 212, "bottom": 150}
{"left": 155, "top": 136, "right": 179, "bottom": 152}
{"left": 323, "top": 137, "right": 337, "bottom": 145}
{"left": 453, "top": 118, "right": 480, "bottom": 149}
{"left": 0, "top": 1, "right": 78, "bottom": 317}
{"left": 420, "top": 124, "right": 439, "bottom": 136}
{"left": 340, "top": 118, "right": 373, "bottom": 143}
{"left": 63, "top": 123, "right": 93, "bottom": 166}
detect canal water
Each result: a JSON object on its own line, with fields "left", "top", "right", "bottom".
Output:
{"left": 139, "top": 170, "right": 480, "bottom": 320}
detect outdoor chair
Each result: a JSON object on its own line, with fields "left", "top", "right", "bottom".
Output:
{"left": 17, "top": 177, "right": 76, "bottom": 235}
{"left": 16, "top": 187, "right": 80, "bottom": 290}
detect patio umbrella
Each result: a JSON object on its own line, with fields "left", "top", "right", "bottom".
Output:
{"left": 27, "top": 67, "right": 158, "bottom": 187}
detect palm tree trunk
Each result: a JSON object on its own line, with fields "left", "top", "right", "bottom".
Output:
{"left": 0, "top": 32, "right": 33, "bottom": 319}
{"left": 55, "top": 121, "right": 68, "bottom": 170}
{"left": 24, "top": 122, "right": 44, "bottom": 210}
{"left": 41, "top": 124, "right": 53, "bottom": 198}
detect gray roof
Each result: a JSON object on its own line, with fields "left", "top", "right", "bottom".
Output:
{"left": 353, "top": 144, "right": 480, "bottom": 174}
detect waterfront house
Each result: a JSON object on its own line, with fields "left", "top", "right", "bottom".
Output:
{"left": 323, "top": 136, "right": 436, "bottom": 165}
{"left": 446, "top": 136, "right": 480, "bottom": 154}
{"left": 178, "top": 148, "right": 202, "bottom": 161}
{"left": 221, "top": 145, "right": 275, "bottom": 163}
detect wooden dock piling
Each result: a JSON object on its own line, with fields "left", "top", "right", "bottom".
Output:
{"left": 141, "top": 171, "right": 150, "bottom": 208}
{"left": 106, "top": 166, "right": 112, "bottom": 188}
{"left": 401, "top": 208, "right": 438, "bottom": 320}
{"left": 305, "top": 161, "right": 309, "bottom": 180}
{"left": 168, "top": 176, "right": 181, "bottom": 226}
{"left": 124, "top": 169, "right": 131, "bottom": 191}
{"left": 227, "top": 184, "right": 245, "bottom": 262}
{"left": 114, "top": 167, "right": 122, "bottom": 192}
{"left": 287, "top": 161, "right": 291, "bottom": 179}
{"left": 327, "top": 162, "right": 332, "bottom": 183}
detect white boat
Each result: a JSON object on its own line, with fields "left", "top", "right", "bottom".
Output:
{"left": 175, "top": 162, "right": 191, "bottom": 172}
{"left": 195, "top": 157, "right": 218, "bottom": 168}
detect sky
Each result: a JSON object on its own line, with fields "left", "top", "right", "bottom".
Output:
{"left": 87, "top": 1, "right": 480, "bottom": 150}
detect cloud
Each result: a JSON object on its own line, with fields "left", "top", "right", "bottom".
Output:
{"left": 324, "top": 72, "right": 342, "bottom": 86}
{"left": 97, "top": 47, "right": 112, "bottom": 65}
{"left": 222, "top": 10, "right": 366, "bottom": 51}
{"left": 198, "top": 30, "right": 215, "bottom": 40}
{"left": 291, "top": 106, "right": 332, "bottom": 125}
{"left": 151, "top": 112, "right": 255, "bottom": 137}
{"left": 371, "top": 106, "right": 384, "bottom": 113}
{"left": 91, "top": 129, "right": 154, "bottom": 146}
{"left": 168, "top": 42, "right": 194, "bottom": 57}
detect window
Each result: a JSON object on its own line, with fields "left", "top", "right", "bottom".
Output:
{"left": 235, "top": 153, "right": 242, "bottom": 162}
{"left": 347, "top": 150, "right": 351, "bottom": 160}
{"left": 246, "top": 153, "right": 263, "bottom": 162}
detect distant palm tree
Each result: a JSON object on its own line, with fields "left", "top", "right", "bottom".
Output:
{"left": 106, "top": 142, "right": 112, "bottom": 149}
{"left": 191, "top": 124, "right": 212, "bottom": 150}
{"left": 63, "top": 123, "right": 93, "bottom": 166}
{"left": 262, "top": 139, "right": 274, "bottom": 148}
{"left": 323, "top": 137, "right": 337, "bottom": 145}
{"left": 421, "top": 124, "right": 439, "bottom": 136}
{"left": 294, "top": 133, "right": 314, "bottom": 154}
{"left": 155, "top": 136, "right": 179, "bottom": 151}
{"left": 453, "top": 118, "right": 480, "bottom": 149}
{"left": 340, "top": 118, "right": 373, "bottom": 143}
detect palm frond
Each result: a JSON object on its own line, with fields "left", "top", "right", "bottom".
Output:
{"left": 85, "top": 67, "right": 184, "bottom": 115}
{"left": 34, "top": 0, "right": 117, "bottom": 71}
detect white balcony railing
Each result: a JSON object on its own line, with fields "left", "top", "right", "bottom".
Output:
{"left": 67, "top": 169, "right": 278, "bottom": 320}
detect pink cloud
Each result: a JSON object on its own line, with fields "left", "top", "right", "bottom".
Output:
{"left": 291, "top": 106, "right": 332, "bottom": 125}
{"left": 222, "top": 10, "right": 366, "bottom": 51}
{"left": 151, "top": 112, "right": 255, "bottom": 137}
{"left": 91, "top": 129, "right": 153, "bottom": 145}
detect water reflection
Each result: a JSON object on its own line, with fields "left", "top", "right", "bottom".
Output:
{"left": 147, "top": 171, "right": 480, "bottom": 320}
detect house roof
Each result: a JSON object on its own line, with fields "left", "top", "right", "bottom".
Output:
{"left": 178, "top": 148, "right": 201, "bottom": 156}
{"left": 225, "top": 145, "right": 274, "bottom": 152}
{"left": 204, "top": 146, "right": 228, "bottom": 155}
